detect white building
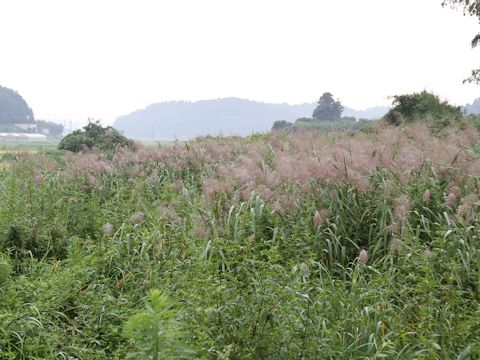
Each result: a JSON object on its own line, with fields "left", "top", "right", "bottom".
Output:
{"left": 0, "top": 133, "right": 47, "bottom": 142}
{"left": 15, "top": 123, "right": 38, "bottom": 131}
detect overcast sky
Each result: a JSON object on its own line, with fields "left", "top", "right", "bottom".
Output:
{"left": 0, "top": 0, "right": 479, "bottom": 125}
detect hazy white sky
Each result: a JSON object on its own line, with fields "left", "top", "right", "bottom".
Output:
{"left": 0, "top": 0, "right": 479, "bottom": 125}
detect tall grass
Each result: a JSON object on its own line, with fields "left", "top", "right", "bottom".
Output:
{"left": 0, "top": 123, "right": 479, "bottom": 358}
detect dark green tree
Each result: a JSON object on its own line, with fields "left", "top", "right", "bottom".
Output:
{"left": 312, "top": 92, "right": 343, "bottom": 121}
{"left": 0, "top": 85, "right": 35, "bottom": 124}
{"left": 58, "top": 121, "right": 130, "bottom": 152}
{"left": 442, "top": 0, "right": 480, "bottom": 84}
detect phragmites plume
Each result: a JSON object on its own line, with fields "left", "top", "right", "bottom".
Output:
{"left": 358, "top": 249, "right": 368, "bottom": 266}
{"left": 193, "top": 215, "right": 209, "bottom": 239}
{"left": 388, "top": 238, "right": 405, "bottom": 254}
{"left": 34, "top": 174, "right": 43, "bottom": 187}
{"left": 423, "top": 189, "right": 431, "bottom": 206}
{"left": 446, "top": 192, "right": 457, "bottom": 208}
{"left": 447, "top": 185, "right": 461, "bottom": 207}
{"left": 449, "top": 185, "right": 461, "bottom": 198}
{"left": 130, "top": 212, "right": 145, "bottom": 225}
{"left": 202, "top": 178, "right": 233, "bottom": 199}
{"left": 457, "top": 194, "right": 478, "bottom": 224}
{"left": 394, "top": 195, "right": 412, "bottom": 226}
{"left": 102, "top": 223, "right": 114, "bottom": 236}
{"left": 298, "top": 262, "right": 309, "bottom": 273}
{"left": 194, "top": 227, "right": 209, "bottom": 240}
{"left": 86, "top": 174, "right": 97, "bottom": 188}
{"left": 313, "top": 209, "right": 329, "bottom": 230}
{"left": 386, "top": 223, "right": 400, "bottom": 237}
{"left": 423, "top": 249, "right": 434, "bottom": 261}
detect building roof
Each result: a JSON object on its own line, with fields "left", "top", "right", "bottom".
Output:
{"left": 0, "top": 132, "right": 47, "bottom": 139}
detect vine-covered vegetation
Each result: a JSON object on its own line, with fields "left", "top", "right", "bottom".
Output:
{"left": 58, "top": 122, "right": 130, "bottom": 152}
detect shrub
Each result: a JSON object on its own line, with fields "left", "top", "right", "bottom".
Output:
{"left": 58, "top": 121, "right": 130, "bottom": 152}
{"left": 272, "top": 120, "right": 293, "bottom": 131}
{"left": 292, "top": 117, "right": 368, "bottom": 133}
{"left": 384, "top": 110, "right": 404, "bottom": 126}
{"left": 384, "top": 91, "right": 462, "bottom": 125}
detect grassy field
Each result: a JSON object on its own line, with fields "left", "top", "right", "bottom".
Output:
{"left": 0, "top": 139, "right": 59, "bottom": 152}
{"left": 0, "top": 140, "right": 59, "bottom": 173}
{"left": 1, "top": 123, "right": 480, "bottom": 358}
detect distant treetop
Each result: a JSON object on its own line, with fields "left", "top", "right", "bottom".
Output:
{"left": 0, "top": 85, "right": 35, "bottom": 124}
{"left": 312, "top": 92, "right": 343, "bottom": 121}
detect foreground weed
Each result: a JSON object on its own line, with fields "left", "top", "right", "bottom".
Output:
{"left": 124, "top": 289, "right": 193, "bottom": 359}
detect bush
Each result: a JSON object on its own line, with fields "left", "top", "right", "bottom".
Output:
{"left": 58, "top": 121, "right": 130, "bottom": 152}
{"left": 272, "top": 120, "right": 293, "bottom": 131}
{"left": 291, "top": 117, "right": 369, "bottom": 133}
{"left": 384, "top": 110, "right": 404, "bottom": 126}
{"left": 384, "top": 91, "right": 462, "bottom": 126}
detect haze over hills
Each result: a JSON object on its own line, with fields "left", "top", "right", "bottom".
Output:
{"left": 342, "top": 106, "right": 391, "bottom": 120}
{"left": 3, "top": 84, "right": 479, "bottom": 140}
{"left": 113, "top": 98, "right": 390, "bottom": 140}
{"left": 465, "top": 98, "right": 480, "bottom": 115}
{"left": 0, "top": 85, "right": 35, "bottom": 124}
{"left": 0, "top": 85, "right": 64, "bottom": 136}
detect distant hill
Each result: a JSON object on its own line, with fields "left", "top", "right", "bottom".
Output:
{"left": 465, "top": 98, "right": 480, "bottom": 115}
{"left": 343, "top": 106, "right": 390, "bottom": 120}
{"left": 0, "top": 85, "right": 35, "bottom": 124}
{"left": 114, "top": 98, "right": 389, "bottom": 140}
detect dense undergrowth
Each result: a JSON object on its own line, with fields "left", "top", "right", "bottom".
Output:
{"left": 1, "top": 121, "right": 480, "bottom": 358}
